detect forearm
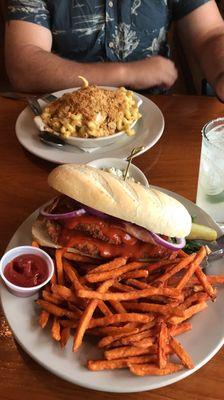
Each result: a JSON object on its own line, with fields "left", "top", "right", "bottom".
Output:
{"left": 6, "top": 45, "right": 177, "bottom": 93}
{"left": 5, "top": 19, "right": 177, "bottom": 92}
{"left": 197, "top": 31, "right": 224, "bottom": 89}
{"left": 176, "top": 0, "right": 224, "bottom": 98}
{"left": 6, "top": 45, "right": 129, "bottom": 93}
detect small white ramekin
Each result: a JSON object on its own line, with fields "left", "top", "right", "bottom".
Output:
{"left": 87, "top": 157, "right": 149, "bottom": 187}
{"left": 0, "top": 246, "right": 54, "bottom": 297}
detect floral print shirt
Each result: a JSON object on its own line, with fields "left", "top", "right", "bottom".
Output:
{"left": 7, "top": 0, "right": 209, "bottom": 62}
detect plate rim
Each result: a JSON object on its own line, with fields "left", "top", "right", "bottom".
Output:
{"left": 1, "top": 186, "right": 223, "bottom": 392}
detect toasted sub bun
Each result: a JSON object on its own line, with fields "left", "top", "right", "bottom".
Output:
{"left": 48, "top": 164, "right": 191, "bottom": 238}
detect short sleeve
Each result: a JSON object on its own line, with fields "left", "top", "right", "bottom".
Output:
{"left": 171, "top": 0, "right": 211, "bottom": 21}
{"left": 7, "top": 0, "right": 50, "bottom": 29}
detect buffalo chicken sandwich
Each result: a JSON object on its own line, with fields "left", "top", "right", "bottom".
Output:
{"left": 32, "top": 164, "right": 192, "bottom": 261}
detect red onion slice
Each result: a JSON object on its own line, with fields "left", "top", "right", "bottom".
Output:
{"left": 83, "top": 205, "right": 110, "bottom": 220}
{"left": 121, "top": 222, "right": 156, "bottom": 244}
{"left": 122, "top": 222, "right": 185, "bottom": 250}
{"left": 149, "top": 231, "right": 186, "bottom": 250}
{"left": 40, "top": 207, "right": 86, "bottom": 220}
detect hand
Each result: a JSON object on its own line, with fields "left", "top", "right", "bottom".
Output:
{"left": 125, "top": 56, "right": 178, "bottom": 90}
{"left": 214, "top": 73, "right": 224, "bottom": 102}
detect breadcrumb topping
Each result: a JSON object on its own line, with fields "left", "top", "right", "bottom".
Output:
{"left": 41, "top": 85, "right": 141, "bottom": 138}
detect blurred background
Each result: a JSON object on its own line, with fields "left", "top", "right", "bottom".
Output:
{"left": 0, "top": 0, "right": 223, "bottom": 94}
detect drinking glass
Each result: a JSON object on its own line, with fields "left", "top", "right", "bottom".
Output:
{"left": 196, "top": 117, "right": 224, "bottom": 224}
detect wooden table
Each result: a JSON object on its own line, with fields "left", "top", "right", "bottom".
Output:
{"left": 0, "top": 94, "right": 223, "bottom": 400}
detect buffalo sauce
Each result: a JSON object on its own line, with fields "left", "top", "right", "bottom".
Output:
{"left": 59, "top": 230, "right": 169, "bottom": 259}
{"left": 4, "top": 254, "right": 48, "bottom": 287}
{"left": 64, "top": 215, "right": 137, "bottom": 246}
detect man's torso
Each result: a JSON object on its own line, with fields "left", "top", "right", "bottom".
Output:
{"left": 7, "top": 0, "right": 209, "bottom": 62}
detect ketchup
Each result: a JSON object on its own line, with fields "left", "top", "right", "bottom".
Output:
{"left": 4, "top": 254, "right": 49, "bottom": 287}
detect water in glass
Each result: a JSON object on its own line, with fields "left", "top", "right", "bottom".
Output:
{"left": 196, "top": 118, "right": 224, "bottom": 223}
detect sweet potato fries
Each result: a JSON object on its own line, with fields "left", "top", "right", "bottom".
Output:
{"left": 34, "top": 243, "right": 224, "bottom": 377}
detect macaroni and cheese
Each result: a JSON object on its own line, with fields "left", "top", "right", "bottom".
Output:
{"left": 41, "top": 77, "right": 142, "bottom": 139}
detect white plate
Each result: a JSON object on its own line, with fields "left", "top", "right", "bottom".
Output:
{"left": 15, "top": 89, "right": 164, "bottom": 164}
{"left": 1, "top": 188, "right": 224, "bottom": 393}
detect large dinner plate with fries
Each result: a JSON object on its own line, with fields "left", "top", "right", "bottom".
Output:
{"left": 1, "top": 187, "right": 224, "bottom": 393}
{"left": 15, "top": 88, "right": 164, "bottom": 164}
